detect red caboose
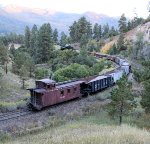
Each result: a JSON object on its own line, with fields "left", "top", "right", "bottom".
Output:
{"left": 29, "top": 79, "right": 84, "bottom": 110}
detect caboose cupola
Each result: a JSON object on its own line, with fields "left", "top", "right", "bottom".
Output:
{"left": 36, "top": 79, "right": 56, "bottom": 89}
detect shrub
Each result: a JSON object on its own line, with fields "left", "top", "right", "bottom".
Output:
{"left": 34, "top": 68, "right": 49, "bottom": 79}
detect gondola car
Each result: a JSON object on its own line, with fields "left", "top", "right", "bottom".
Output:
{"left": 87, "top": 75, "right": 114, "bottom": 93}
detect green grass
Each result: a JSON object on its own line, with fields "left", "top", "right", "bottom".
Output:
{"left": 0, "top": 100, "right": 26, "bottom": 112}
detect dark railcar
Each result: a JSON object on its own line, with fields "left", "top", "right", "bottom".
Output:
{"left": 29, "top": 79, "right": 84, "bottom": 110}
{"left": 61, "top": 44, "right": 74, "bottom": 50}
{"left": 87, "top": 75, "right": 113, "bottom": 93}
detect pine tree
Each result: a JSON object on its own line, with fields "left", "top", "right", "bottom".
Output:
{"left": 30, "top": 24, "right": 38, "bottom": 58}
{"left": 102, "top": 24, "right": 109, "bottom": 38}
{"left": 24, "top": 26, "right": 31, "bottom": 48}
{"left": 98, "top": 25, "right": 102, "bottom": 39}
{"left": 119, "top": 14, "right": 127, "bottom": 33}
{"left": 108, "top": 75, "right": 134, "bottom": 125}
{"left": 93, "top": 23, "right": 99, "bottom": 40}
{"left": 109, "top": 26, "right": 118, "bottom": 37}
{"left": 117, "top": 33, "right": 126, "bottom": 51}
{"left": 69, "top": 17, "right": 92, "bottom": 42}
{"left": 60, "top": 31, "right": 67, "bottom": 46}
{"left": 36, "top": 23, "right": 53, "bottom": 63}
{"left": 0, "top": 40, "right": 9, "bottom": 74}
{"left": 80, "top": 34, "right": 88, "bottom": 48}
{"left": 53, "top": 28, "right": 58, "bottom": 44}
{"left": 69, "top": 21, "right": 78, "bottom": 42}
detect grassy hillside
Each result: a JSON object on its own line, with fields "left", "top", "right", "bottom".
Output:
{"left": 3, "top": 121, "right": 150, "bottom": 144}
{"left": 0, "top": 67, "right": 35, "bottom": 112}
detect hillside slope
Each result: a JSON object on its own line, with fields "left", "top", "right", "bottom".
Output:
{"left": 101, "top": 22, "right": 150, "bottom": 54}
{"left": 4, "top": 122, "right": 150, "bottom": 144}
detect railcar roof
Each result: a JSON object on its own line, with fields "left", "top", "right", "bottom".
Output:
{"left": 36, "top": 79, "right": 56, "bottom": 84}
{"left": 88, "top": 75, "right": 108, "bottom": 83}
{"left": 56, "top": 80, "right": 84, "bottom": 88}
{"left": 122, "top": 62, "right": 129, "bottom": 65}
{"left": 34, "top": 88, "right": 46, "bottom": 93}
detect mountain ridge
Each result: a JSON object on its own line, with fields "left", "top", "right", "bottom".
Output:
{"left": 0, "top": 5, "right": 119, "bottom": 34}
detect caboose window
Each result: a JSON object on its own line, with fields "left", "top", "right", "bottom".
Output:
{"left": 74, "top": 87, "right": 77, "bottom": 92}
{"left": 61, "top": 90, "right": 64, "bottom": 95}
{"left": 67, "top": 89, "right": 70, "bottom": 93}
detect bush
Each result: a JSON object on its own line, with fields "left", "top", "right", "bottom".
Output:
{"left": 0, "top": 131, "right": 11, "bottom": 143}
{"left": 53, "top": 63, "right": 91, "bottom": 82}
{"left": 34, "top": 68, "right": 49, "bottom": 79}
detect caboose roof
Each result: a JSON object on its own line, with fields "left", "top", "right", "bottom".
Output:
{"left": 56, "top": 80, "right": 84, "bottom": 88}
{"left": 34, "top": 88, "right": 46, "bottom": 93}
{"left": 36, "top": 79, "right": 56, "bottom": 84}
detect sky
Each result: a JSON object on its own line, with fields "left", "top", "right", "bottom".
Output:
{"left": 0, "top": 0, "right": 149, "bottom": 18}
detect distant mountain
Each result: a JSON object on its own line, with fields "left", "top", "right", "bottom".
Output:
{"left": 0, "top": 5, "right": 119, "bottom": 35}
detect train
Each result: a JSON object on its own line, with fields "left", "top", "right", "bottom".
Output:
{"left": 28, "top": 53, "right": 131, "bottom": 110}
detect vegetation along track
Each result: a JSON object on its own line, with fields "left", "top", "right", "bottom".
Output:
{"left": 0, "top": 110, "right": 32, "bottom": 122}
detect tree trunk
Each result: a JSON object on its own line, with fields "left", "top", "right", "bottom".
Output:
{"left": 119, "top": 102, "right": 123, "bottom": 125}
{"left": 29, "top": 67, "right": 32, "bottom": 77}
{"left": 22, "top": 79, "right": 25, "bottom": 89}
{"left": 5, "top": 62, "right": 8, "bottom": 74}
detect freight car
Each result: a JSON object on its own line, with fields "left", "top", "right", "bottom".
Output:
{"left": 28, "top": 53, "right": 131, "bottom": 110}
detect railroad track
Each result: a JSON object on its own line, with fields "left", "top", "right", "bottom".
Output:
{"left": 0, "top": 111, "right": 32, "bottom": 122}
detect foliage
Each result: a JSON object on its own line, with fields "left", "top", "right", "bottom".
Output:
{"left": 132, "top": 32, "right": 144, "bottom": 60}
{"left": 127, "top": 17, "right": 144, "bottom": 31}
{"left": 36, "top": 23, "right": 54, "bottom": 63}
{"left": 12, "top": 51, "right": 34, "bottom": 77}
{"left": 101, "top": 42, "right": 113, "bottom": 54}
{"left": 117, "top": 33, "right": 126, "bottom": 51}
{"left": 0, "top": 40, "right": 8, "bottom": 65}
{"left": 0, "top": 32, "right": 24, "bottom": 45}
{"left": 53, "top": 63, "right": 91, "bottom": 82}
{"left": 30, "top": 24, "right": 38, "bottom": 59}
{"left": 140, "top": 60, "right": 150, "bottom": 113}
{"left": 87, "top": 40, "right": 99, "bottom": 52}
{"left": 69, "top": 17, "right": 92, "bottom": 42}
{"left": 53, "top": 28, "right": 58, "bottom": 44}
{"left": 108, "top": 75, "right": 134, "bottom": 125}
{"left": 24, "top": 26, "right": 31, "bottom": 48}
{"left": 108, "top": 44, "right": 118, "bottom": 55}
{"left": 141, "top": 79, "right": 150, "bottom": 113}
{"left": 60, "top": 31, "right": 68, "bottom": 46}
{"left": 118, "top": 14, "right": 127, "bottom": 33}
{"left": 49, "top": 49, "right": 79, "bottom": 71}
{"left": 34, "top": 68, "right": 49, "bottom": 79}
{"left": 93, "top": 23, "right": 102, "bottom": 40}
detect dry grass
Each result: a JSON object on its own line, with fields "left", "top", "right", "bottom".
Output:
{"left": 0, "top": 70, "right": 35, "bottom": 102}
{"left": 4, "top": 122, "right": 150, "bottom": 144}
